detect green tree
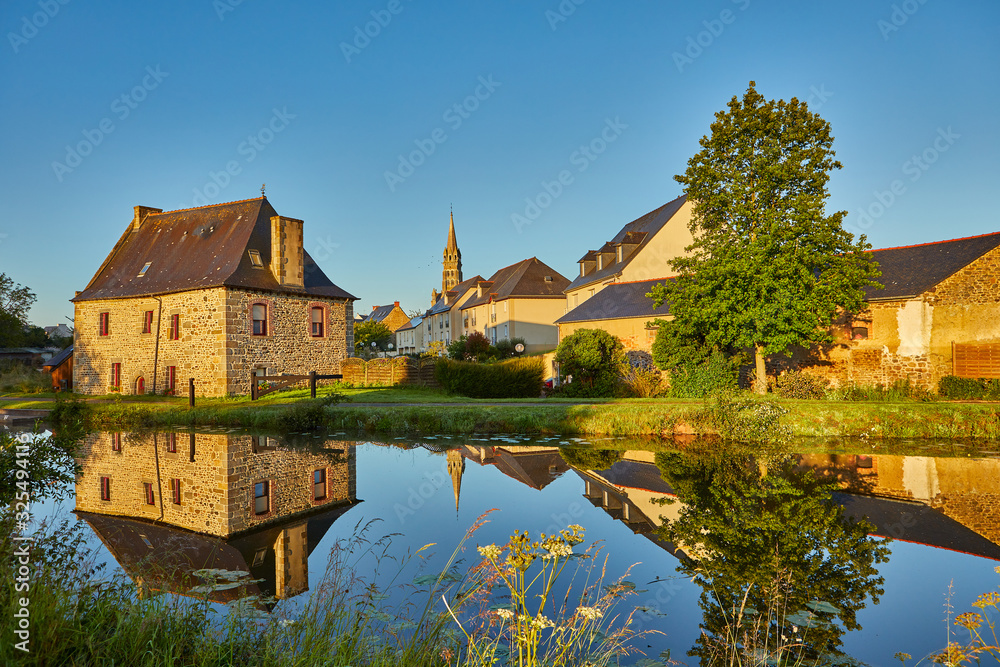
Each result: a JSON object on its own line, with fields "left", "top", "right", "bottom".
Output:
{"left": 353, "top": 319, "right": 392, "bottom": 358}
{"left": 554, "top": 329, "right": 624, "bottom": 397}
{"left": 649, "top": 82, "right": 880, "bottom": 394}
{"left": 0, "top": 274, "right": 37, "bottom": 347}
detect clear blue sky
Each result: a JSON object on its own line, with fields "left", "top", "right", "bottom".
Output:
{"left": 2, "top": 0, "right": 998, "bottom": 326}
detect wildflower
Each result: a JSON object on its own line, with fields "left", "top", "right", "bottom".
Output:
{"left": 477, "top": 544, "right": 502, "bottom": 560}
{"left": 543, "top": 541, "right": 573, "bottom": 560}
{"left": 955, "top": 612, "right": 983, "bottom": 630}
{"left": 531, "top": 614, "right": 556, "bottom": 629}
{"left": 576, "top": 606, "right": 603, "bottom": 620}
{"left": 495, "top": 608, "right": 515, "bottom": 620}
{"left": 972, "top": 591, "right": 1000, "bottom": 609}
{"left": 278, "top": 618, "right": 296, "bottom": 627}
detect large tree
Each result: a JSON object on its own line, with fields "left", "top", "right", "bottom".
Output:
{"left": 0, "top": 273, "right": 37, "bottom": 347}
{"left": 649, "top": 82, "right": 880, "bottom": 394}
{"left": 353, "top": 319, "right": 393, "bottom": 358}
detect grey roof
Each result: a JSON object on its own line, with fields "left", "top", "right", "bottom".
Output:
{"left": 368, "top": 304, "right": 400, "bottom": 323}
{"left": 865, "top": 231, "right": 1000, "bottom": 301}
{"left": 555, "top": 278, "right": 671, "bottom": 324}
{"left": 426, "top": 276, "right": 483, "bottom": 315}
{"left": 564, "top": 195, "right": 687, "bottom": 293}
{"left": 461, "top": 258, "right": 570, "bottom": 309}
{"left": 396, "top": 317, "right": 421, "bottom": 332}
{"left": 73, "top": 197, "right": 356, "bottom": 303}
{"left": 42, "top": 345, "right": 73, "bottom": 369}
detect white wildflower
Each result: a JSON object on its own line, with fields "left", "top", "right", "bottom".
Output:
{"left": 495, "top": 608, "right": 515, "bottom": 620}
{"left": 477, "top": 544, "right": 501, "bottom": 560}
{"left": 576, "top": 606, "right": 603, "bottom": 620}
{"left": 542, "top": 542, "right": 573, "bottom": 560}
{"left": 530, "top": 613, "right": 556, "bottom": 629}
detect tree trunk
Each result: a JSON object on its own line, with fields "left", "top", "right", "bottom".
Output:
{"left": 754, "top": 344, "right": 767, "bottom": 395}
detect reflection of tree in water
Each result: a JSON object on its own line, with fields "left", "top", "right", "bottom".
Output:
{"left": 655, "top": 441, "right": 890, "bottom": 666}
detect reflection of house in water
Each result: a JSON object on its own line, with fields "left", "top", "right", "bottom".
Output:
{"left": 569, "top": 450, "right": 1000, "bottom": 562}
{"left": 74, "top": 432, "right": 359, "bottom": 603}
{"left": 447, "top": 445, "right": 569, "bottom": 509}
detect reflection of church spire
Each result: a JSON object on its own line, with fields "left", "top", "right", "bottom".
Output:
{"left": 447, "top": 449, "right": 465, "bottom": 516}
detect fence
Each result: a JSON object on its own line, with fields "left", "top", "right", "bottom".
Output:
{"left": 341, "top": 357, "right": 439, "bottom": 387}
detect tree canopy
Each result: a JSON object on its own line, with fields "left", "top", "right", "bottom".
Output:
{"left": 649, "top": 82, "right": 880, "bottom": 393}
{"left": 0, "top": 273, "right": 37, "bottom": 347}
{"left": 353, "top": 319, "right": 393, "bottom": 357}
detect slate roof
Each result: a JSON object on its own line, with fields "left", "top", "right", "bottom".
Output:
{"left": 426, "top": 275, "right": 484, "bottom": 315}
{"left": 461, "top": 258, "right": 570, "bottom": 309}
{"left": 368, "top": 304, "right": 400, "bottom": 323}
{"left": 564, "top": 194, "right": 687, "bottom": 293}
{"left": 396, "top": 317, "right": 421, "bottom": 332}
{"left": 73, "top": 197, "right": 356, "bottom": 302}
{"left": 555, "top": 278, "right": 671, "bottom": 324}
{"left": 865, "top": 231, "right": 1000, "bottom": 301}
{"left": 42, "top": 345, "right": 73, "bottom": 369}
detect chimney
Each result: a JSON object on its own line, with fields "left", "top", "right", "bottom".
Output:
{"left": 133, "top": 206, "right": 162, "bottom": 231}
{"left": 372, "top": 305, "right": 377, "bottom": 312}
{"left": 394, "top": 301, "right": 399, "bottom": 308}
{"left": 269, "top": 215, "right": 305, "bottom": 288}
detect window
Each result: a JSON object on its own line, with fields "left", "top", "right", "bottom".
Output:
{"left": 254, "top": 481, "right": 270, "bottom": 515}
{"left": 166, "top": 366, "right": 176, "bottom": 393}
{"left": 137, "top": 262, "right": 152, "bottom": 277}
{"left": 504, "top": 324, "right": 508, "bottom": 338}
{"left": 168, "top": 314, "right": 180, "bottom": 340}
{"left": 166, "top": 433, "right": 177, "bottom": 453}
{"left": 142, "top": 310, "right": 153, "bottom": 334}
{"left": 311, "top": 306, "right": 324, "bottom": 337}
{"left": 252, "top": 548, "right": 267, "bottom": 567}
{"left": 143, "top": 482, "right": 155, "bottom": 505}
{"left": 248, "top": 249, "right": 264, "bottom": 268}
{"left": 100, "top": 477, "right": 111, "bottom": 501}
{"left": 111, "top": 363, "right": 121, "bottom": 390}
{"left": 851, "top": 327, "right": 869, "bottom": 340}
{"left": 313, "top": 469, "right": 327, "bottom": 500}
{"left": 170, "top": 479, "right": 181, "bottom": 504}
{"left": 99, "top": 312, "right": 110, "bottom": 336}
{"left": 111, "top": 433, "right": 121, "bottom": 452}
{"left": 252, "top": 304, "right": 267, "bottom": 336}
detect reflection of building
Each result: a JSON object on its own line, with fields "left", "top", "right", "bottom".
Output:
{"left": 447, "top": 445, "right": 569, "bottom": 510}
{"left": 565, "top": 450, "right": 1000, "bottom": 562}
{"left": 75, "top": 432, "right": 359, "bottom": 602}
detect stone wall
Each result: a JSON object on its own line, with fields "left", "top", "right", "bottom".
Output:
{"left": 74, "top": 431, "right": 357, "bottom": 538}
{"left": 73, "top": 287, "right": 353, "bottom": 397}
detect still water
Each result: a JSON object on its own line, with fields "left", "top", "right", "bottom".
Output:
{"left": 27, "top": 429, "right": 1000, "bottom": 665}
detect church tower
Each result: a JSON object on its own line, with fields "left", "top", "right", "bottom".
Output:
{"left": 442, "top": 209, "right": 463, "bottom": 294}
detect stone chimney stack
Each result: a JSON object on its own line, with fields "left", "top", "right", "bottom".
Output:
{"left": 133, "top": 206, "right": 162, "bottom": 231}
{"left": 270, "top": 215, "right": 304, "bottom": 288}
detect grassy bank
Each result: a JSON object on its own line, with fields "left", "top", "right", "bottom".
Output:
{"left": 45, "top": 391, "right": 1000, "bottom": 439}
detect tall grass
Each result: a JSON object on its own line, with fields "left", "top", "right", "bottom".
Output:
{"left": 0, "top": 363, "right": 51, "bottom": 394}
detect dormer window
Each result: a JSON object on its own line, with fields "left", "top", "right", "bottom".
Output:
{"left": 544, "top": 276, "right": 553, "bottom": 282}
{"left": 137, "top": 262, "right": 152, "bottom": 277}
{"left": 248, "top": 250, "right": 264, "bottom": 268}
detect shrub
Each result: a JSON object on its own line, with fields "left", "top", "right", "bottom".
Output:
{"left": 555, "top": 329, "right": 624, "bottom": 398}
{"left": 842, "top": 378, "right": 935, "bottom": 402}
{"left": 667, "top": 348, "right": 738, "bottom": 398}
{"left": 0, "top": 364, "right": 51, "bottom": 394}
{"left": 938, "top": 375, "right": 1000, "bottom": 400}
{"left": 435, "top": 357, "right": 544, "bottom": 399}
{"left": 493, "top": 336, "right": 526, "bottom": 359}
{"left": 774, "top": 370, "right": 829, "bottom": 399}
{"left": 558, "top": 447, "right": 623, "bottom": 471}
{"left": 618, "top": 351, "right": 664, "bottom": 398}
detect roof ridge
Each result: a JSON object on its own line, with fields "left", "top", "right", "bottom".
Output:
{"left": 610, "top": 276, "right": 675, "bottom": 285}
{"left": 153, "top": 196, "right": 266, "bottom": 216}
{"left": 871, "top": 230, "right": 1000, "bottom": 253}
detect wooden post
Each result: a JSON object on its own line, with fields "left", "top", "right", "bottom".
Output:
{"left": 188, "top": 378, "right": 195, "bottom": 407}
{"left": 251, "top": 376, "right": 257, "bottom": 401}
{"left": 310, "top": 370, "right": 317, "bottom": 399}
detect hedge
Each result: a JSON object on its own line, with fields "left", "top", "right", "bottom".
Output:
{"left": 938, "top": 375, "right": 1000, "bottom": 400}
{"left": 434, "top": 357, "right": 544, "bottom": 399}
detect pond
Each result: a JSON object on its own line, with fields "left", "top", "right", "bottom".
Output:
{"left": 19, "top": 427, "right": 1000, "bottom": 666}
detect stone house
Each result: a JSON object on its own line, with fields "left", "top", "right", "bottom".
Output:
{"left": 458, "top": 257, "right": 570, "bottom": 354}
{"left": 365, "top": 301, "right": 411, "bottom": 354}
{"left": 75, "top": 430, "right": 358, "bottom": 601}
{"left": 557, "top": 194, "right": 693, "bottom": 352}
{"left": 71, "top": 197, "right": 356, "bottom": 397}
{"left": 805, "top": 231, "right": 1000, "bottom": 390}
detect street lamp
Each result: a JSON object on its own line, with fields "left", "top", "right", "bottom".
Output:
{"left": 515, "top": 343, "right": 525, "bottom": 354}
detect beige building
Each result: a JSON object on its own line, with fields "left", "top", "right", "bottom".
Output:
{"left": 75, "top": 430, "right": 359, "bottom": 601}
{"left": 72, "top": 197, "right": 356, "bottom": 397}
{"left": 459, "top": 258, "right": 570, "bottom": 354}
{"left": 395, "top": 316, "right": 424, "bottom": 356}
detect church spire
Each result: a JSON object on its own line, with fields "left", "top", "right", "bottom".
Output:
{"left": 442, "top": 208, "right": 463, "bottom": 294}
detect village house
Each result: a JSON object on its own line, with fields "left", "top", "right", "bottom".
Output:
{"left": 459, "top": 257, "right": 570, "bottom": 353}
{"left": 395, "top": 316, "right": 423, "bottom": 356}
{"left": 805, "top": 231, "right": 1000, "bottom": 390}
{"left": 556, "top": 194, "right": 693, "bottom": 352}
{"left": 424, "top": 276, "right": 484, "bottom": 349}
{"left": 71, "top": 196, "right": 356, "bottom": 397}
{"left": 364, "top": 301, "right": 411, "bottom": 354}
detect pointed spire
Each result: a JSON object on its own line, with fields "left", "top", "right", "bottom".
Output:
{"left": 447, "top": 208, "right": 458, "bottom": 252}
{"left": 447, "top": 449, "right": 465, "bottom": 516}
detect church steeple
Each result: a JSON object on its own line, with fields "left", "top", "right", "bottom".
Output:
{"left": 442, "top": 208, "right": 463, "bottom": 294}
